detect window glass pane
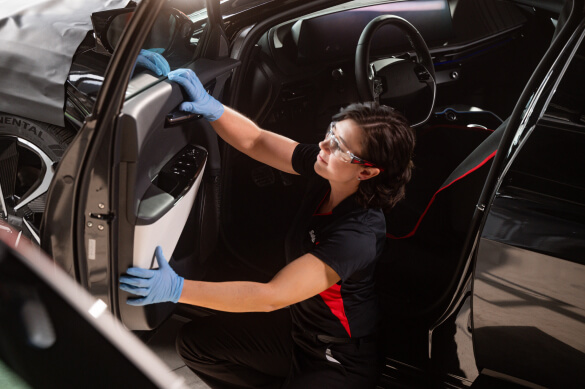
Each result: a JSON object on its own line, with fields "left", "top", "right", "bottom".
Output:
{"left": 503, "top": 123, "right": 585, "bottom": 206}
{"left": 502, "top": 34, "right": 585, "bottom": 206}
{"left": 545, "top": 34, "right": 585, "bottom": 125}
{"left": 125, "top": 1, "right": 207, "bottom": 100}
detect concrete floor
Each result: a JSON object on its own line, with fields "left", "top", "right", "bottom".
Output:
{"left": 147, "top": 315, "right": 210, "bottom": 389}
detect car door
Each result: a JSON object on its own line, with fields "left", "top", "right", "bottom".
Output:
{"left": 41, "top": 0, "right": 239, "bottom": 330}
{"left": 470, "top": 4, "right": 585, "bottom": 387}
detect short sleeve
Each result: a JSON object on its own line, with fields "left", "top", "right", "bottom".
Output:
{"left": 292, "top": 143, "right": 320, "bottom": 177}
{"left": 310, "top": 222, "right": 378, "bottom": 281}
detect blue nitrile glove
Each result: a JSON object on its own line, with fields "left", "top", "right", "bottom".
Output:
{"left": 119, "top": 246, "right": 184, "bottom": 306}
{"left": 135, "top": 48, "right": 170, "bottom": 76}
{"left": 167, "top": 68, "right": 225, "bottom": 121}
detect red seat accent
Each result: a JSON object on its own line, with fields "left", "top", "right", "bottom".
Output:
{"left": 387, "top": 150, "right": 497, "bottom": 239}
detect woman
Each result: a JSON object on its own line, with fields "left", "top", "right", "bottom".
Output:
{"left": 120, "top": 68, "right": 415, "bottom": 388}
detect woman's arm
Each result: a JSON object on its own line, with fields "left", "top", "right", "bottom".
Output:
{"left": 168, "top": 69, "right": 299, "bottom": 174}
{"left": 119, "top": 247, "right": 339, "bottom": 309}
{"left": 211, "top": 107, "right": 299, "bottom": 174}
{"left": 179, "top": 253, "right": 340, "bottom": 312}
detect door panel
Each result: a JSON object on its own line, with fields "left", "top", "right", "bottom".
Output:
{"left": 117, "top": 76, "right": 208, "bottom": 268}
{"left": 133, "top": 147, "right": 207, "bottom": 267}
{"left": 115, "top": 61, "right": 238, "bottom": 330}
{"left": 472, "top": 119, "right": 585, "bottom": 386}
{"left": 472, "top": 26, "right": 585, "bottom": 387}
{"left": 42, "top": 0, "right": 240, "bottom": 330}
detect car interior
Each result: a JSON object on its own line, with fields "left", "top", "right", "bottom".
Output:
{"left": 1, "top": 0, "right": 581, "bottom": 387}
{"left": 200, "top": 0, "right": 556, "bottom": 363}
{"left": 37, "top": 0, "right": 562, "bottom": 372}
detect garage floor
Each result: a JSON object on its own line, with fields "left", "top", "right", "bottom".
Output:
{"left": 146, "top": 315, "right": 211, "bottom": 388}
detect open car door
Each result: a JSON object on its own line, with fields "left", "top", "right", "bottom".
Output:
{"left": 41, "top": 0, "right": 239, "bottom": 330}
{"left": 470, "top": 5, "right": 585, "bottom": 387}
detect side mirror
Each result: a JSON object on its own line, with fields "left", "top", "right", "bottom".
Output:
{"left": 105, "top": 11, "right": 136, "bottom": 52}
{"left": 91, "top": 7, "right": 183, "bottom": 55}
{"left": 91, "top": 7, "right": 137, "bottom": 54}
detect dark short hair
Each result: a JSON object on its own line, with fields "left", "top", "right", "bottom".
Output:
{"left": 333, "top": 102, "right": 415, "bottom": 209}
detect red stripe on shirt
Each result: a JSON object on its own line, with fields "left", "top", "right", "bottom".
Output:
{"left": 313, "top": 190, "right": 332, "bottom": 216}
{"left": 319, "top": 284, "right": 351, "bottom": 337}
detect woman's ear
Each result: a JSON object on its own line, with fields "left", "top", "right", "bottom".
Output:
{"left": 358, "top": 167, "right": 380, "bottom": 181}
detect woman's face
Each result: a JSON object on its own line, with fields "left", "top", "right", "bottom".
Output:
{"left": 315, "top": 119, "right": 367, "bottom": 185}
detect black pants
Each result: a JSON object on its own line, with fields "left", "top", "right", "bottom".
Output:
{"left": 176, "top": 309, "right": 381, "bottom": 388}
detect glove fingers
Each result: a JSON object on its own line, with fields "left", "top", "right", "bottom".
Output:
{"left": 168, "top": 68, "right": 223, "bottom": 120}
{"left": 125, "top": 267, "right": 155, "bottom": 278}
{"left": 162, "top": 60, "right": 171, "bottom": 75}
{"left": 168, "top": 72, "right": 192, "bottom": 95}
{"left": 136, "top": 49, "right": 169, "bottom": 76}
{"left": 181, "top": 69, "right": 198, "bottom": 83}
{"left": 155, "top": 246, "right": 169, "bottom": 269}
{"left": 183, "top": 70, "right": 205, "bottom": 96}
{"left": 139, "top": 49, "right": 154, "bottom": 59}
{"left": 119, "top": 275, "right": 152, "bottom": 288}
{"left": 126, "top": 297, "right": 148, "bottom": 306}
{"left": 178, "top": 101, "right": 200, "bottom": 113}
{"left": 136, "top": 56, "right": 157, "bottom": 74}
{"left": 119, "top": 283, "right": 150, "bottom": 297}
{"left": 170, "top": 68, "right": 192, "bottom": 79}
{"left": 170, "top": 71, "right": 194, "bottom": 89}
{"left": 167, "top": 69, "right": 187, "bottom": 82}
{"left": 153, "top": 56, "right": 170, "bottom": 76}
{"left": 169, "top": 69, "right": 202, "bottom": 98}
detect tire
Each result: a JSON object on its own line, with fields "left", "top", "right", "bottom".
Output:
{"left": 0, "top": 112, "right": 77, "bottom": 242}
{"left": 0, "top": 113, "right": 75, "bottom": 159}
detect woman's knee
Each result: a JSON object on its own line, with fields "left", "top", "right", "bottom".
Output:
{"left": 175, "top": 317, "right": 220, "bottom": 364}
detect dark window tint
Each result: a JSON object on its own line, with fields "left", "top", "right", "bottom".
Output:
{"left": 503, "top": 121, "right": 585, "bottom": 207}
{"left": 545, "top": 35, "right": 585, "bottom": 125}
{"left": 449, "top": 0, "right": 527, "bottom": 44}
{"left": 502, "top": 34, "right": 585, "bottom": 206}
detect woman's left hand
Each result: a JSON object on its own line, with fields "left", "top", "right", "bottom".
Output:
{"left": 119, "top": 246, "right": 184, "bottom": 306}
{"left": 135, "top": 48, "right": 170, "bottom": 76}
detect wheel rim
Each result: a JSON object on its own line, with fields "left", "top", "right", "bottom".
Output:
{"left": 0, "top": 135, "right": 55, "bottom": 244}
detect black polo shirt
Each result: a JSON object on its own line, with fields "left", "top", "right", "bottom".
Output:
{"left": 285, "top": 143, "right": 386, "bottom": 339}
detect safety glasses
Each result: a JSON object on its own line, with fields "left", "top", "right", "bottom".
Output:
{"left": 325, "top": 122, "right": 384, "bottom": 171}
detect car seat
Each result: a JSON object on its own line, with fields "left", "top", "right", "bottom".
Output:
{"left": 376, "top": 117, "right": 509, "bottom": 323}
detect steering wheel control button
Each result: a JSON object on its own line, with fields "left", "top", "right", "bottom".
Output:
{"left": 331, "top": 68, "right": 344, "bottom": 80}
{"left": 415, "top": 65, "right": 431, "bottom": 81}
{"left": 446, "top": 110, "right": 457, "bottom": 121}
{"left": 373, "top": 78, "right": 384, "bottom": 97}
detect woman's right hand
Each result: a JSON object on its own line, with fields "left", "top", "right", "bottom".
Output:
{"left": 168, "top": 68, "right": 225, "bottom": 121}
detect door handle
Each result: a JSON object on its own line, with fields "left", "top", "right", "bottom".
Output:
{"left": 165, "top": 111, "right": 203, "bottom": 127}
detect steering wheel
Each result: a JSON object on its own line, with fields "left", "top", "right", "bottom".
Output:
{"left": 355, "top": 15, "right": 436, "bottom": 127}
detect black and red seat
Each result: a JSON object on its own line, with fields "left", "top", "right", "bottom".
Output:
{"left": 376, "top": 117, "right": 508, "bottom": 322}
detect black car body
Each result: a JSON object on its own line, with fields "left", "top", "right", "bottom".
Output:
{"left": 0, "top": 219, "right": 189, "bottom": 388}
{"left": 0, "top": 0, "right": 584, "bottom": 387}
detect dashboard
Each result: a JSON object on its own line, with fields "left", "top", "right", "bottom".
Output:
{"left": 271, "top": 0, "right": 453, "bottom": 66}
{"left": 237, "top": 0, "right": 534, "bottom": 135}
